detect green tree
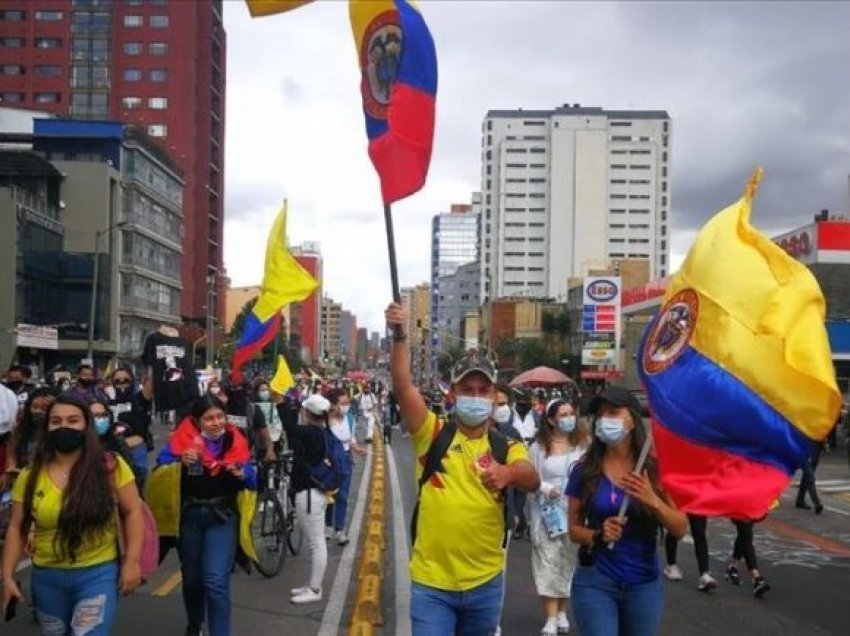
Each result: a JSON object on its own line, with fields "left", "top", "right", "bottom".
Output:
{"left": 436, "top": 343, "right": 466, "bottom": 379}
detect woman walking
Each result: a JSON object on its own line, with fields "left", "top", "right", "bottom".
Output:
{"left": 276, "top": 392, "right": 332, "bottom": 604}
{"left": 157, "top": 395, "right": 257, "bottom": 636}
{"left": 325, "top": 389, "right": 366, "bottom": 545}
{"left": 725, "top": 520, "right": 771, "bottom": 598}
{"left": 2, "top": 394, "right": 144, "bottom": 634}
{"left": 2, "top": 387, "right": 56, "bottom": 486}
{"left": 566, "top": 386, "right": 687, "bottom": 636}
{"left": 528, "top": 398, "right": 587, "bottom": 635}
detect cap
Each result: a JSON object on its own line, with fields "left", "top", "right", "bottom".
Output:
{"left": 450, "top": 349, "right": 497, "bottom": 385}
{"left": 302, "top": 393, "right": 331, "bottom": 416}
{"left": 587, "top": 385, "right": 641, "bottom": 416}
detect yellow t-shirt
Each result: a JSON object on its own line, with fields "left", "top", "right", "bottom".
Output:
{"left": 11, "top": 456, "right": 135, "bottom": 568}
{"left": 410, "top": 411, "right": 529, "bottom": 591}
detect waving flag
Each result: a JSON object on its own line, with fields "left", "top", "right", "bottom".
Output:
{"left": 638, "top": 169, "right": 841, "bottom": 520}
{"left": 245, "top": 0, "right": 314, "bottom": 17}
{"left": 350, "top": 0, "right": 437, "bottom": 205}
{"left": 231, "top": 203, "right": 319, "bottom": 383}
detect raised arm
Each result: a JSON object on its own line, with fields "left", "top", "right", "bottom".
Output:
{"left": 385, "top": 302, "right": 428, "bottom": 436}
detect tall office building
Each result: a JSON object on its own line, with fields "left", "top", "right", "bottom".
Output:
{"left": 479, "top": 104, "right": 671, "bottom": 303}
{"left": 320, "top": 295, "right": 342, "bottom": 365}
{"left": 291, "top": 242, "right": 322, "bottom": 364}
{"left": 430, "top": 198, "right": 480, "bottom": 364}
{"left": 0, "top": 0, "right": 226, "bottom": 328}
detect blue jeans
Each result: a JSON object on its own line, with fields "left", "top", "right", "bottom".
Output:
{"left": 177, "top": 506, "right": 238, "bottom": 636}
{"left": 31, "top": 560, "right": 119, "bottom": 635}
{"left": 571, "top": 565, "right": 663, "bottom": 636}
{"left": 411, "top": 572, "right": 503, "bottom": 636}
{"left": 325, "top": 453, "right": 353, "bottom": 531}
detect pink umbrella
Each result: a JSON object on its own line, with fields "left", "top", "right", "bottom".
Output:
{"left": 509, "top": 366, "right": 573, "bottom": 388}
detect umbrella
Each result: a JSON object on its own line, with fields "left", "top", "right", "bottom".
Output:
{"left": 509, "top": 366, "right": 573, "bottom": 388}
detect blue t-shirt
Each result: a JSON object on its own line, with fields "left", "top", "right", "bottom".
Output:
{"left": 565, "top": 463, "right": 660, "bottom": 585}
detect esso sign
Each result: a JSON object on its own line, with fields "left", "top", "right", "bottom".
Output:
{"left": 586, "top": 279, "right": 619, "bottom": 302}
{"left": 777, "top": 231, "right": 812, "bottom": 258}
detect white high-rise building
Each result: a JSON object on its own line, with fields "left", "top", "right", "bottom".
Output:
{"left": 479, "top": 104, "right": 671, "bottom": 302}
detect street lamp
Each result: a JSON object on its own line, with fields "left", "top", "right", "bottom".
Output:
{"left": 87, "top": 221, "right": 126, "bottom": 364}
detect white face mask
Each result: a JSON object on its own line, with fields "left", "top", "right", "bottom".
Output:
{"left": 493, "top": 404, "right": 512, "bottom": 424}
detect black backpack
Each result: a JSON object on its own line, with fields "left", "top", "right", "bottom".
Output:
{"left": 410, "top": 421, "right": 510, "bottom": 547}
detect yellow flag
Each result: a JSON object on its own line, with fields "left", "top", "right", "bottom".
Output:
{"left": 253, "top": 202, "right": 319, "bottom": 322}
{"left": 270, "top": 355, "right": 295, "bottom": 394}
{"left": 245, "top": 0, "right": 314, "bottom": 17}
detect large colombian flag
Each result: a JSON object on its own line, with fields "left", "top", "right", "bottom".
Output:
{"left": 638, "top": 169, "right": 841, "bottom": 520}
{"left": 231, "top": 203, "right": 318, "bottom": 384}
{"left": 350, "top": 0, "right": 437, "bottom": 205}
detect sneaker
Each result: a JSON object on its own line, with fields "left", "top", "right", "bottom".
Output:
{"left": 753, "top": 577, "right": 771, "bottom": 598}
{"left": 324, "top": 526, "right": 334, "bottom": 540}
{"left": 541, "top": 618, "right": 558, "bottom": 636}
{"left": 814, "top": 503, "right": 824, "bottom": 515}
{"left": 291, "top": 588, "right": 322, "bottom": 604}
{"left": 664, "top": 564, "right": 684, "bottom": 581}
{"left": 698, "top": 572, "right": 718, "bottom": 592}
{"left": 290, "top": 586, "right": 310, "bottom": 597}
{"left": 556, "top": 612, "right": 570, "bottom": 634}
{"left": 725, "top": 564, "right": 741, "bottom": 585}
{"left": 335, "top": 530, "right": 350, "bottom": 546}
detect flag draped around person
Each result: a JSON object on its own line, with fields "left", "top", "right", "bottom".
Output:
{"left": 230, "top": 202, "right": 319, "bottom": 384}
{"left": 638, "top": 168, "right": 842, "bottom": 521}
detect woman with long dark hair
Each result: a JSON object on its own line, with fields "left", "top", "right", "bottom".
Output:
{"left": 1, "top": 394, "right": 145, "bottom": 634}
{"left": 2, "top": 388, "right": 56, "bottom": 486}
{"left": 566, "top": 386, "right": 687, "bottom": 636}
{"left": 89, "top": 397, "right": 137, "bottom": 484}
{"left": 156, "top": 394, "right": 257, "bottom": 636}
{"left": 528, "top": 398, "right": 588, "bottom": 635}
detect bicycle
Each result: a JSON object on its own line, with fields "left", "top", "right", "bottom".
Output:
{"left": 251, "top": 452, "right": 303, "bottom": 578}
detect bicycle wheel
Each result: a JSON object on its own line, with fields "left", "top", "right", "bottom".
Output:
{"left": 287, "top": 508, "right": 304, "bottom": 556}
{"left": 252, "top": 492, "right": 286, "bottom": 578}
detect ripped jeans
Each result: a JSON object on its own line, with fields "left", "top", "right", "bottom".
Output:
{"left": 31, "top": 560, "right": 119, "bottom": 636}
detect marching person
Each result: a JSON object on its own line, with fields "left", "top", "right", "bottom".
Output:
{"left": 107, "top": 368, "right": 154, "bottom": 493}
{"left": 2, "top": 388, "right": 56, "bottom": 489}
{"left": 1, "top": 394, "right": 144, "bottom": 635}
{"left": 566, "top": 385, "right": 687, "bottom": 636}
{"left": 386, "top": 302, "right": 540, "bottom": 634}
{"left": 725, "top": 520, "right": 771, "bottom": 598}
{"left": 325, "top": 388, "right": 367, "bottom": 545}
{"left": 156, "top": 394, "right": 257, "bottom": 636}
{"left": 357, "top": 385, "right": 377, "bottom": 444}
{"left": 528, "top": 398, "right": 587, "bottom": 636}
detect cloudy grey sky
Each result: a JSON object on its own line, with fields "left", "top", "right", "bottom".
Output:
{"left": 223, "top": 1, "right": 850, "bottom": 333}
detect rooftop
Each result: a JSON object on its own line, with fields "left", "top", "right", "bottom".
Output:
{"left": 486, "top": 104, "right": 670, "bottom": 120}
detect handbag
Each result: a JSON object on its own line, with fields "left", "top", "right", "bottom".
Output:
{"left": 538, "top": 457, "right": 570, "bottom": 539}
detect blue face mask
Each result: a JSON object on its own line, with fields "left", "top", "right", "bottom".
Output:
{"left": 596, "top": 417, "right": 629, "bottom": 445}
{"left": 557, "top": 416, "right": 576, "bottom": 433}
{"left": 455, "top": 396, "right": 494, "bottom": 427}
{"left": 258, "top": 391, "right": 271, "bottom": 402}
{"left": 94, "top": 417, "right": 110, "bottom": 437}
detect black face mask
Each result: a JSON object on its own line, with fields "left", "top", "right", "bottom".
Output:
{"left": 515, "top": 403, "right": 531, "bottom": 418}
{"left": 78, "top": 378, "right": 95, "bottom": 388}
{"left": 5, "top": 380, "right": 22, "bottom": 392}
{"left": 46, "top": 427, "right": 87, "bottom": 453}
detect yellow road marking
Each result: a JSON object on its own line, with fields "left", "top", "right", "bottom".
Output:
{"left": 151, "top": 570, "right": 182, "bottom": 597}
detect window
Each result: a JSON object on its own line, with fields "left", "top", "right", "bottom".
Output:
{"left": 149, "top": 42, "right": 168, "bottom": 56}
{"left": 1, "top": 10, "right": 26, "bottom": 20}
{"left": 123, "top": 42, "right": 142, "bottom": 55}
{"left": 35, "top": 10, "right": 63, "bottom": 20}
{"left": 150, "top": 15, "right": 169, "bottom": 28}
{"left": 611, "top": 135, "right": 632, "bottom": 142}
{"left": 35, "top": 64, "right": 62, "bottom": 76}
{"left": 123, "top": 68, "right": 142, "bottom": 81}
{"left": 529, "top": 177, "right": 546, "bottom": 183}
{"left": 523, "top": 135, "right": 545, "bottom": 141}
{"left": 1, "top": 38, "right": 24, "bottom": 48}
{"left": 529, "top": 163, "right": 546, "bottom": 168}
{"left": 151, "top": 0, "right": 169, "bottom": 4}
{"left": 0, "top": 92, "right": 24, "bottom": 103}
{"left": 1, "top": 65, "right": 24, "bottom": 75}
{"left": 610, "top": 121, "right": 632, "bottom": 127}
{"left": 506, "top": 148, "right": 527, "bottom": 154}
{"left": 629, "top": 223, "right": 650, "bottom": 229}
{"left": 529, "top": 147, "right": 546, "bottom": 154}
{"left": 35, "top": 37, "right": 62, "bottom": 48}
{"left": 148, "top": 97, "right": 168, "bottom": 109}
{"left": 34, "top": 92, "right": 60, "bottom": 103}
{"left": 610, "top": 194, "right": 626, "bottom": 200}
{"left": 124, "top": 15, "right": 143, "bottom": 27}
{"left": 123, "top": 0, "right": 143, "bottom": 5}
{"left": 610, "top": 164, "right": 626, "bottom": 169}
{"left": 147, "top": 124, "right": 167, "bottom": 137}
{"left": 630, "top": 164, "right": 651, "bottom": 170}
{"left": 524, "top": 120, "right": 546, "bottom": 126}
{"left": 123, "top": 96, "right": 142, "bottom": 109}
{"left": 610, "top": 179, "right": 626, "bottom": 185}
{"left": 629, "top": 149, "right": 651, "bottom": 155}
{"left": 610, "top": 224, "right": 625, "bottom": 229}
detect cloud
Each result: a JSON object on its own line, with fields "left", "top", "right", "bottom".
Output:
{"left": 224, "top": 1, "right": 850, "bottom": 333}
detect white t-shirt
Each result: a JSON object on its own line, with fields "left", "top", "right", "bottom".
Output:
{"left": 512, "top": 412, "right": 538, "bottom": 441}
{"left": 329, "top": 416, "right": 352, "bottom": 452}
{"left": 0, "top": 384, "right": 19, "bottom": 435}
{"left": 358, "top": 393, "right": 375, "bottom": 413}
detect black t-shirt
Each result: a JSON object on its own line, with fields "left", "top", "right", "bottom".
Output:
{"left": 141, "top": 332, "right": 199, "bottom": 412}
{"left": 277, "top": 403, "right": 325, "bottom": 493}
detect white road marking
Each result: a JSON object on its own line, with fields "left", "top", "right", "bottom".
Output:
{"left": 387, "top": 444, "right": 411, "bottom": 636}
{"left": 317, "top": 447, "right": 373, "bottom": 636}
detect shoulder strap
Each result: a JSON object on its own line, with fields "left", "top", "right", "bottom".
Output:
{"left": 487, "top": 428, "right": 509, "bottom": 466}
{"left": 410, "top": 420, "right": 457, "bottom": 546}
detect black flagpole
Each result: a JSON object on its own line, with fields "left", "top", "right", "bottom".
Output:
{"left": 383, "top": 203, "right": 404, "bottom": 338}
